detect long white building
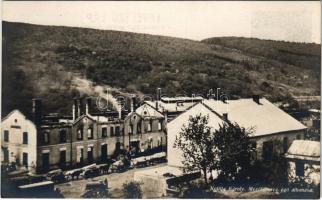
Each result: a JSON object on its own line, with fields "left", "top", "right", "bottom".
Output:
{"left": 168, "top": 97, "right": 307, "bottom": 167}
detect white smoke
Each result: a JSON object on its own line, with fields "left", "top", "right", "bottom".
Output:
{"left": 71, "top": 76, "right": 121, "bottom": 110}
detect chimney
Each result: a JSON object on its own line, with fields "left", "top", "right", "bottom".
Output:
{"left": 156, "top": 88, "right": 161, "bottom": 101}
{"left": 118, "top": 101, "right": 122, "bottom": 119}
{"left": 208, "top": 89, "right": 213, "bottom": 99}
{"left": 156, "top": 88, "right": 161, "bottom": 111}
{"left": 156, "top": 101, "right": 159, "bottom": 111}
{"left": 79, "top": 98, "right": 85, "bottom": 116}
{"left": 32, "top": 98, "right": 42, "bottom": 126}
{"left": 130, "top": 95, "right": 136, "bottom": 112}
{"left": 86, "top": 97, "right": 92, "bottom": 115}
{"left": 253, "top": 95, "right": 260, "bottom": 104}
{"left": 73, "top": 98, "right": 79, "bottom": 120}
{"left": 223, "top": 113, "right": 228, "bottom": 121}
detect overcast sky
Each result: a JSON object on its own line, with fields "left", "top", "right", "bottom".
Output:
{"left": 2, "top": 1, "right": 321, "bottom": 43}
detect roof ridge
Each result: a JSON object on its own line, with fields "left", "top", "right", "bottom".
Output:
{"left": 201, "top": 101, "right": 231, "bottom": 124}
{"left": 141, "top": 101, "right": 166, "bottom": 116}
{"left": 167, "top": 101, "right": 201, "bottom": 123}
{"left": 72, "top": 114, "right": 96, "bottom": 125}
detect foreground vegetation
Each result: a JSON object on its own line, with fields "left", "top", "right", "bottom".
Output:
{"left": 173, "top": 114, "right": 320, "bottom": 199}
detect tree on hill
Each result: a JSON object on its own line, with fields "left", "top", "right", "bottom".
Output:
{"left": 174, "top": 114, "right": 255, "bottom": 185}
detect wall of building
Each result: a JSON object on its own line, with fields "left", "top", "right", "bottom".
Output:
{"left": 1, "top": 110, "right": 37, "bottom": 171}
{"left": 288, "top": 160, "right": 320, "bottom": 185}
{"left": 36, "top": 113, "right": 166, "bottom": 171}
{"left": 123, "top": 113, "right": 166, "bottom": 152}
{"left": 37, "top": 144, "right": 71, "bottom": 169}
{"left": 253, "top": 130, "right": 305, "bottom": 159}
{"left": 36, "top": 116, "right": 125, "bottom": 170}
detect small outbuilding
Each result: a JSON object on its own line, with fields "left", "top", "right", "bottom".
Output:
{"left": 285, "top": 140, "right": 320, "bottom": 185}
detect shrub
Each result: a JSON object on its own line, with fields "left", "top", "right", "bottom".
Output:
{"left": 122, "top": 181, "right": 143, "bottom": 199}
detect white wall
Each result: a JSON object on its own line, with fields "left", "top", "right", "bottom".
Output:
{"left": 1, "top": 110, "right": 37, "bottom": 171}
{"left": 253, "top": 130, "right": 305, "bottom": 159}
{"left": 167, "top": 102, "right": 306, "bottom": 167}
{"left": 167, "top": 103, "right": 224, "bottom": 167}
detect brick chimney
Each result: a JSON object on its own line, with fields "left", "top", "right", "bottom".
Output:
{"left": 130, "top": 95, "right": 136, "bottom": 113}
{"left": 32, "top": 98, "right": 42, "bottom": 126}
{"left": 253, "top": 95, "right": 260, "bottom": 104}
{"left": 73, "top": 98, "right": 79, "bottom": 120}
{"left": 79, "top": 98, "right": 85, "bottom": 116}
{"left": 156, "top": 88, "right": 161, "bottom": 111}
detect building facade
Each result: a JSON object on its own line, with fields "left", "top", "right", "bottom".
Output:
{"left": 168, "top": 97, "right": 307, "bottom": 167}
{"left": 124, "top": 103, "right": 167, "bottom": 155}
{"left": 1, "top": 110, "right": 37, "bottom": 172}
{"left": 2, "top": 97, "right": 167, "bottom": 173}
{"left": 36, "top": 114, "right": 126, "bottom": 171}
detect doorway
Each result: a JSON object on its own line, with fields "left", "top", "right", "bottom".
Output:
{"left": 42, "top": 153, "right": 49, "bottom": 171}
{"left": 60, "top": 150, "right": 66, "bottom": 167}
{"left": 22, "top": 153, "right": 28, "bottom": 167}
{"left": 101, "top": 144, "right": 108, "bottom": 162}
{"left": 2, "top": 148, "right": 9, "bottom": 163}
{"left": 87, "top": 147, "right": 94, "bottom": 163}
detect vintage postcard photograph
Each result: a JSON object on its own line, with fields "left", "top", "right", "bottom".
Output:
{"left": 1, "top": 1, "right": 321, "bottom": 199}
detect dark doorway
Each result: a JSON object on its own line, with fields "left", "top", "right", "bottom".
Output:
{"left": 112, "top": 142, "right": 121, "bottom": 158}
{"left": 3, "top": 148, "right": 9, "bottom": 163}
{"left": 296, "top": 161, "right": 304, "bottom": 176}
{"left": 283, "top": 137, "right": 288, "bottom": 153}
{"left": 80, "top": 148, "right": 84, "bottom": 164}
{"left": 87, "top": 147, "right": 94, "bottom": 163}
{"left": 148, "top": 139, "right": 153, "bottom": 150}
{"left": 101, "top": 144, "right": 108, "bottom": 162}
{"left": 60, "top": 150, "right": 66, "bottom": 167}
{"left": 42, "top": 153, "right": 49, "bottom": 171}
{"left": 115, "top": 142, "right": 121, "bottom": 152}
{"left": 22, "top": 153, "right": 28, "bottom": 167}
{"left": 262, "top": 141, "right": 274, "bottom": 160}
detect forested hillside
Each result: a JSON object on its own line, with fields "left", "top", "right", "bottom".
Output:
{"left": 2, "top": 21, "right": 320, "bottom": 117}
